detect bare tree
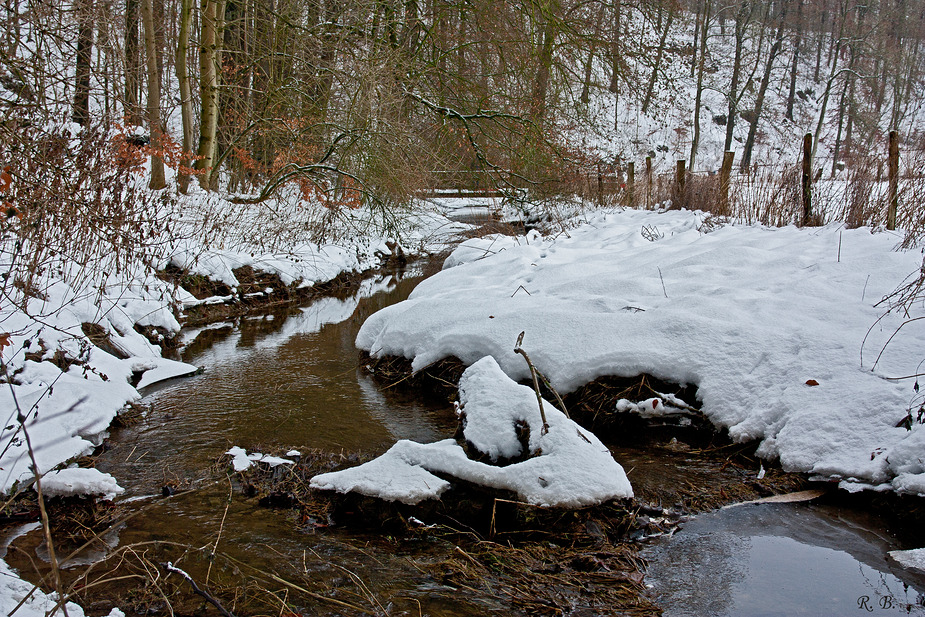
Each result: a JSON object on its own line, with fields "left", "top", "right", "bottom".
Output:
{"left": 142, "top": 0, "right": 165, "bottom": 189}
{"left": 740, "top": 1, "right": 788, "bottom": 171}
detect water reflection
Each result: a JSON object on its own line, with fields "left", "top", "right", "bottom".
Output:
{"left": 643, "top": 503, "right": 925, "bottom": 616}
{"left": 100, "top": 268, "right": 456, "bottom": 496}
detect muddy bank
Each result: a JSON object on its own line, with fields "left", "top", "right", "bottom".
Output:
{"left": 233, "top": 448, "right": 663, "bottom": 616}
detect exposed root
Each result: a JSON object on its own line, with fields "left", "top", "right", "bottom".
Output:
{"left": 563, "top": 373, "right": 712, "bottom": 445}
{"left": 359, "top": 352, "right": 467, "bottom": 402}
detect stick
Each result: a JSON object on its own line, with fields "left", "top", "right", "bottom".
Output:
{"left": 163, "top": 562, "right": 237, "bottom": 617}
{"left": 514, "top": 331, "right": 549, "bottom": 435}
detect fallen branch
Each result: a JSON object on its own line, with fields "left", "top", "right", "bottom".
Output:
{"left": 163, "top": 562, "right": 236, "bottom": 617}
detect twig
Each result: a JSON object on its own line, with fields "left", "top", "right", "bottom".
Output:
{"left": 2, "top": 358, "right": 69, "bottom": 617}
{"left": 163, "top": 562, "right": 237, "bottom": 617}
{"left": 534, "top": 367, "right": 569, "bottom": 418}
{"left": 511, "top": 284, "right": 531, "bottom": 297}
{"left": 220, "top": 552, "right": 369, "bottom": 613}
{"left": 658, "top": 267, "right": 668, "bottom": 298}
{"left": 514, "top": 331, "right": 549, "bottom": 435}
{"left": 206, "top": 478, "right": 233, "bottom": 586}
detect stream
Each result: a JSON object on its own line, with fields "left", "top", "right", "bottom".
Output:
{"left": 9, "top": 264, "right": 925, "bottom": 615}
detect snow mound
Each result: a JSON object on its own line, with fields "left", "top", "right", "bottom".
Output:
{"left": 0, "top": 557, "right": 89, "bottom": 617}
{"left": 41, "top": 468, "right": 124, "bottom": 501}
{"left": 310, "top": 356, "right": 632, "bottom": 507}
{"left": 356, "top": 209, "right": 925, "bottom": 494}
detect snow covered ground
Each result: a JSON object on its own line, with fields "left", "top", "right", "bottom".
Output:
{"left": 356, "top": 207, "right": 925, "bottom": 496}
{"left": 5, "top": 198, "right": 925, "bottom": 609}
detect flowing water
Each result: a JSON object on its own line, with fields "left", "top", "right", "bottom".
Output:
{"left": 8, "top": 265, "right": 925, "bottom": 615}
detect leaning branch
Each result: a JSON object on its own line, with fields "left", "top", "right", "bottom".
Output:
{"left": 514, "top": 331, "right": 550, "bottom": 435}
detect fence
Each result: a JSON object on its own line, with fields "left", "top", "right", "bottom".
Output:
{"left": 417, "top": 132, "right": 920, "bottom": 232}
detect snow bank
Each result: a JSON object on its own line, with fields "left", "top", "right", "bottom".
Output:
{"left": 41, "top": 468, "right": 124, "bottom": 501}
{"left": 0, "top": 271, "right": 197, "bottom": 494}
{"left": 356, "top": 208, "right": 925, "bottom": 494}
{"left": 310, "top": 356, "right": 632, "bottom": 507}
{"left": 889, "top": 548, "right": 925, "bottom": 574}
{"left": 0, "top": 557, "right": 90, "bottom": 617}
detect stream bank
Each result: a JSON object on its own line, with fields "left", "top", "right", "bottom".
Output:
{"left": 5, "top": 242, "right": 925, "bottom": 616}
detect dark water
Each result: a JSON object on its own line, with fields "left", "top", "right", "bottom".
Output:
{"left": 8, "top": 266, "right": 925, "bottom": 615}
{"left": 643, "top": 503, "right": 925, "bottom": 616}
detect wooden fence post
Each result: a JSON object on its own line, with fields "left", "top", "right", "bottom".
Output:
{"left": 801, "top": 133, "right": 812, "bottom": 226}
{"left": 675, "top": 159, "right": 686, "bottom": 209}
{"left": 720, "top": 151, "right": 734, "bottom": 213}
{"left": 888, "top": 130, "right": 899, "bottom": 230}
{"left": 646, "top": 156, "right": 652, "bottom": 209}
{"left": 627, "top": 162, "right": 635, "bottom": 207}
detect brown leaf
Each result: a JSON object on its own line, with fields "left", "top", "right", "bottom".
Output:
{"left": 805, "top": 379, "right": 819, "bottom": 386}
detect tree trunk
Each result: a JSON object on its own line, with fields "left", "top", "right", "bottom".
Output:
{"left": 724, "top": 1, "right": 749, "bottom": 152}
{"left": 72, "top": 0, "right": 94, "bottom": 126}
{"left": 196, "top": 0, "right": 227, "bottom": 189}
{"left": 142, "top": 0, "right": 166, "bottom": 189}
{"left": 176, "top": 0, "right": 194, "bottom": 193}
{"left": 642, "top": 8, "right": 674, "bottom": 114}
{"left": 740, "top": 2, "right": 788, "bottom": 171}
{"left": 814, "top": 0, "right": 827, "bottom": 82}
{"left": 4, "top": 0, "right": 22, "bottom": 57}
{"left": 785, "top": 0, "right": 803, "bottom": 121}
{"left": 690, "top": 0, "right": 701, "bottom": 78}
{"left": 611, "top": 0, "right": 620, "bottom": 130}
{"left": 830, "top": 78, "right": 849, "bottom": 176}
{"left": 894, "top": 38, "right": 921, "bottom": 131}
{"left": 690, "top": 0, "right": 711, "bottom": 170}
{"left": 124, "top": 0, "right": 142, "bottom": 124}
{"left": 530, "top": 0, "right": 558, "bottom": 127}
{"left": 580, "top": 5, "right": 605, "bottom": 106}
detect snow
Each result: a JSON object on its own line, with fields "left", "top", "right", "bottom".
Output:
{"left": 889, "top": 548, "right": 925, "bottom": 574}
{"left": 226, "top": 446, "right": 294, "bottom": 472}
{"left": 310, "top": 356, "right": 633, "bottom": 507}
{"left": 0, "top": 557, "right": 90, "bottom": 617}
{"left": 134, "top": 360, "right": 200, "bottom": 390}
{"left": 41, "top": 468, "right": 124, "bottom": 501}
{"left": 356, "top": 208, "right": 925, "bottom": 495}
{"left": 0, "top": 273, "right": 198, "bottom": 494}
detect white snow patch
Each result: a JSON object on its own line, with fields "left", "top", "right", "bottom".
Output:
{"left": 226, "top": 446, "right": 294, "bottom": 472}
{"left": 310, "top": 356, "right": 632, "bottom": 507}
{"left": 889, "top": 548, "right": 925, "bottom": 574}
{"left": 41, "top": 468, "right": 124, "bottom": 501}
{"left": 134, "top": 358, "right": 199, "bottom": 389}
